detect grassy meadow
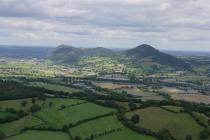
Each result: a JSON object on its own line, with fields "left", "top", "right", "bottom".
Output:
{"left": 126, "top": 107, "right": 204, "bottom": 140}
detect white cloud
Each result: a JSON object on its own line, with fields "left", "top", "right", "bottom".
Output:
{"left": 0, "top": 0, "right": 210, "bottom": 50}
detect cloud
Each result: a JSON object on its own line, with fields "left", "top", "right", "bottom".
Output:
{"left": 0, "top": 0, "right": 210, "bottom": 50}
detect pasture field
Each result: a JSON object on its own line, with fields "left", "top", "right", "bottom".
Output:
{"left": 5, "top": 130, "right": 70, "bottom": 140}
{"left": 70, "top": 115, "right": 123, "bottom": 139}
{"left": 34, "top": 98, "right": 87, "bottom": 128}
{"left": 30, "top": 82, "right": 82, "bottom": 94}
{"left": 35, "top": 100, "right": 116, "bottom": 128}
{"left": 0, "top": 116, "right": 43, "bottom": 136}
{"left": 126, "top": 107, "right": 204, "bottom": 140}
{"left": 60, "top": 102, "right": 116, "bottom": 124}
{"left": 96, "top": 128, "right": 158, "bottom": 140}
{"left": 0, "top": 98, "right": 43, "bottom": 111}
{"left": 94, "top": 82, "right": 131, "bottom": 89}
{"left": 43, "top": 98, "right": 86, "bottom": 110}
{"left": 161, "top": 105, "right": 184, "bottom": 113}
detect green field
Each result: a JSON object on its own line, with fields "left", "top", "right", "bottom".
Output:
{"left": 35, "top": 99, "right": 116, "bottom": 128}
{"left": 0, "top": 98, "right": 43, "bottom": 111}
{"left": 5, "top": 130, "right": 70, "bottom": 140}
{"left": 30, "top": 82, "right": 82, "bottom": 94}
{"left": 126, "top": 107, "right": 204, "bottom": 140}
{"left": 59, "top": 102, "right": 116, "bottom": 124}
{"left": 96, "top": 128, "right": 157, "bottom": 140}
{"left": 34, "top": 98, "right": 87, "bottom": 128}
{"left": 70, "top": 115, "right": 123, "bottom": 139}
{"left": 161, "top": 105, "right": 184, "bottom": 113}
{"left": 0, "top": 112, "right": 17, "bottom": 120}
{"left": 0, "top": 116, "right": 43, "bottom": 136}
{"left": 43, "top": 98, "right": 86, "bottom": 110}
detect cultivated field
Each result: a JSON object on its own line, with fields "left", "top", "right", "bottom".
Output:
{"left": 94, "top": 82, "right": 131, "bottom": 89}
{"left": 171, "top": 94, "right": 210, "bottom": 104}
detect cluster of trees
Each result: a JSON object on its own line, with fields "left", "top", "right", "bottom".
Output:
{"left": 200, "top": 128, "right": 210, "bottom": 140}
{"left": 74, "top": 128, "right": 122, "bottom": 140}
{"left": 0, "top": 108, "right": 27, "bottom": 123}
{"left": 0, "top": 80, "right": 44, "bottom": 100}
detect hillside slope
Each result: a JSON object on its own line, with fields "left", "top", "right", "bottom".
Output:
{"left": 124, "top": 44, "right": 188, "bottom": 69}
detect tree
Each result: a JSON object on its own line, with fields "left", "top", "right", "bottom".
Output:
{"left": 30, "top": 104, "right": 41, "bottom": 112}
{"left": 128, "top": 73, "right": 137, "bottom": 82}
{"left": 49, "top": 102, "right": 53, "bottom": 107}
{"left": 0, "top": 131, "right": 5, "bottom": 140}
{"left": 31, "top": 98, "right": 36, "bottom": 104}
{"left": 62, "top": 124, "right": 69, "bottom": 132}
{"left": 158, "top": 129, "right": 171, "bottom": 140}
{"left": 208, "top": 119, "right": 210, "bottom": 126}
{"left": 131, "top": 114, "right": 139, "bottom": 124}
{"left": 21, "top": 101, "right": 27, "bottom": 107}
{"left": 74, "top": 136, "right": 81, "bottom": 140}
{"left": 128, "top": 102, "right": 137, "bottom": 110}
{"left": 186, "top": 135, "right": 192, "bottom": 140}
{"left": 60, "top": 105, "right": 66, "bottom": 109}
{"left": 200, "top": 129, "right": 209, "bottom": 139}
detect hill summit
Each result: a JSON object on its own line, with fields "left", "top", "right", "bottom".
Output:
{"left": 124, "top": 44, "right": 188, "bottom": 69}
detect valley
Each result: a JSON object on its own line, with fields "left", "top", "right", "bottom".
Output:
{"left": 1, "top": 44, "right": 210, "bottom": 140}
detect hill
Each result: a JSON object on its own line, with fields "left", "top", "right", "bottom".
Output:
{"left": 124, "top": 44, "right": 189, "bottom": 69}
{"left": 50, "top": 44, "right": 189, "bottom": 69}
{"left": 50, "top": 45, "right": 115, "bottom": 63}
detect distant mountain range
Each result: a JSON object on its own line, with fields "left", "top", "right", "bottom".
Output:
{"left": 0, "top": 46, "right": 53, "bottom": 58}
{"left": 50, "top": 44, "right": 189, "bottom": 69}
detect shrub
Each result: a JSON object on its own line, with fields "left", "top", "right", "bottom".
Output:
{"left": 131, "top": 114, "right": 140, "bottom": 124}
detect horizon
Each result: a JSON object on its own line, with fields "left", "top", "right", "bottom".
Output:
{"left": 0, "top": 0, "right": 210, "bottom": 51}
{"left": 1, "top": 44, "right": 210, "bottom": 53}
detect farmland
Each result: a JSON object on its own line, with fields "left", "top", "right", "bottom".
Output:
{"left": 171, "top": 94, "right": 210, "bottom": 104}
{"left": 96, "top": 128, "right": 157, "bottom": 140}
{"left": 70, "top": 115, "right": 123, "bottom": 139}
{"left": 1, "top": 55, "right": 210, "bottom": 140}
{"left": 5, "top": 130, "right": 70, "bottom": 140}
{"left": 35, "top": 101, "right": 116, "bottom": 128}
{"left": 0, "top": 116, "right": 43, "bottom": 136}
{"left": 30, "top": 82, "right": 82, "bottom": 94}
{"left": 126, "top": 107, "right": 204, "bottom": 140}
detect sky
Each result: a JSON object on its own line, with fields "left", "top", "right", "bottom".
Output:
{"left": 0, "top": 0, "right": 210, "bottom": 51}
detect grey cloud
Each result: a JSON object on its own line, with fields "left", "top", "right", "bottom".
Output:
{"left": 0, "top": 0, "right": 210, "bottom": 50}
